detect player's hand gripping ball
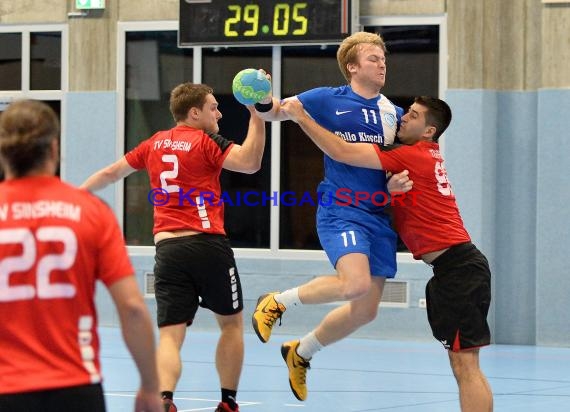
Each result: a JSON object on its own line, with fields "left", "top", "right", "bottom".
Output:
{"left": 232, "top": 68, "right": 271, "bottom": 105}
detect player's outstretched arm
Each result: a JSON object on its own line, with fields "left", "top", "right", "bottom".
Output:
{"left": 108, "top": 276, "right": 162, "bottom": 412}
{"left": 281, "top": 99, "right": 383, "bottom": 170}
{"left": 254, "top": 96, "right": 293, "bottom": 122}
{"left": 80, "top": 157, "right": 136, "bottom": 192}
{"left": 250, "top": 69, "right": 292, "bottom": 122}
{"left": 223, "top": 105, "right": 266, "bottom": 174}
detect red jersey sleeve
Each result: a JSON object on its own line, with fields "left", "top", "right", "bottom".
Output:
{"left": 125, "top": 137, "right": 153, "bottom": 170}
{"left": 373, "top": 143, "right": 414, "bottom": 173}
{"left": 202, "top": 133, "right": 234, "bottom": 169}
{"left": 93, "top": 199, "right": 134, "bottom": 286}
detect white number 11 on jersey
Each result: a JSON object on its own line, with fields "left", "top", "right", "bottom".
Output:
{"left": 341, "top": 230, "right": 356, "bottom": 247}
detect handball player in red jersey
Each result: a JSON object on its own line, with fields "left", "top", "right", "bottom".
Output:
{"left": 281, "top": 96, "right": 493, "bottom": 412}
{"left": 81, "top": 82, "right": 266, "bottom": 412}
{"left": 0, "top": 100, "right": 161, "bottom": 412}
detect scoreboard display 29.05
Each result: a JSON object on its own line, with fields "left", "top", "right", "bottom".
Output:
{"left": 179, "top": 0, "right": 358, "bottom": 47}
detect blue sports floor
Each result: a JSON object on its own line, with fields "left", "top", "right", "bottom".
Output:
{"left": 100, "top": 327, "right": 570, "bottom": 411}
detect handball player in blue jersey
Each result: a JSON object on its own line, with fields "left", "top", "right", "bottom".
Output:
{"left": 251, "top": 32, "right": 410, "bottom": 401}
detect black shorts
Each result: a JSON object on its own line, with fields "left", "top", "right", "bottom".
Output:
{"left": 154, "top": 234, "right": 243, "bottom": 327}
{"left": 0, "top": 383, "right": 105, "bottom": 412}
{"left": 426, "top": 242, "right": 491, "bottom": 352}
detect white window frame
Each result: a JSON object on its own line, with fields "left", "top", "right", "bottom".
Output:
{"left": 0, "top": 24, "right": 68, "bottom": 176}
{"left": 118, "top": 17, "right": 447, "bottom": 265}
{"left": 360, "top": 14, "right": 448, "bottom": 156}
{"left": 116, "top": 20, "right": 180, "bottom": 241}
{"left": 360, "top": 15, "right": 448, "bottom": 265}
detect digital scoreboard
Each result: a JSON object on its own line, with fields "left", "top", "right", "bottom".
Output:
{"left": 179, "top": 0, "right": 358, "bottom": 47}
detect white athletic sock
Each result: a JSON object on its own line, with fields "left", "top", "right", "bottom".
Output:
{"left": 297, "top": 331, "right": 323, "bottom": 360}
{"left": 275, "top": 287, "right": 302, "bottom": 308}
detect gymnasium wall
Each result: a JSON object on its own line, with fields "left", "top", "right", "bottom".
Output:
{"left": 444, "top": 0, "right": 570, "bottom": 346}
{"left": 3, "top": 0, "right": 570, "bottom": 345}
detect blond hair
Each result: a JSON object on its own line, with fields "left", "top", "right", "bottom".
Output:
{"left": 337, "top": 32, "right": 387, "bottom": 82}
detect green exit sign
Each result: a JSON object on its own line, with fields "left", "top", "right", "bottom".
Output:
{"left": 76, "top": 0, "right": 105, "bottom": 9}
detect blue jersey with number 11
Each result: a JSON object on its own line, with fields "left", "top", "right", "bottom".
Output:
{"left": 298, "top": 85, "right": 403, "bottom": 213}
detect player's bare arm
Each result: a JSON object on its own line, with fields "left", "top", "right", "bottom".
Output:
{"left": 222, "top": 106, "right": 266, "bottom": 174}
{"left": 281, "top": 99, "right": 383, "bottom": 170}
{"left": 80, "top": 157, "right": 136, "bottom": 192}
{"left": 253, "top": 95, "right": 295, "bottom": 122}
{"left": 108, "top": 276, "right": 162, "bottom": 412}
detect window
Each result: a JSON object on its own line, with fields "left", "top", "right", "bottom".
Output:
{"left": 0, "top": 33, "right": 22, "bottom": 91}
{"left": 120, "top": 17, "right": 445, "bottom": 255}
{"left": 123, "top": 31, "right": 272, "bottom": 247}
{"left": 365, "top": 24, "right": 440, "bottom": 112}
{"left": 202, "top": 47, "right": 272, "bottom": 248}
{"left": 123, "top": 30, "right": 194, "bottom": 245}
{"left": 0, "top": 25, "right": 66, "bottom": 180}
{"left": 279, "top": 24, "right": 441, "bottom": 252}
{"left": 279, "top": 45, "right": 342, "bottom": 249}
{"left": 0, "top": 27, "right": 64, "bottom": 93}
{"left": 363, "top": 18, "right": 445, "bottom": 252}
{"left": 30, "top": 32, "right": 62, "bottom": 90}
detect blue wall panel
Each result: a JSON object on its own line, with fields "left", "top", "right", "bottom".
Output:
{"left": 78, "top": 89, "right": 570, "bottom": 347}
{"left": 536, "top": 89, "right": 570, "bottom": 346}
{"left": 63, "top": 92, "right": 118, "bottom": 208}
{"left": 493, "top": 92, "right": 538, "bottom": 344}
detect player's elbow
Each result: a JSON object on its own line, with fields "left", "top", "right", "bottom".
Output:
{"left": 241, "top": 159, "right": 262, "bottom": 174}
{"left": 236, "top": 153, "right": 263, "bottom": 174}
{"left": 104, "top": 165, "right": 126, "bottom": 182}
{"left": 118, "top": 296, "right": 149, "bottom": 324}
{"left": 86, "top": 166, "right": 120, "bottom": 189}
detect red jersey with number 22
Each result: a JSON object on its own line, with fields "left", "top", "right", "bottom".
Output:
{"left": 0, "top": 176, "right": 133, "bottom": 394}
{"left": 125, "top": 125, "right": 234, "bottom": 235}
{"left": 373, "top": 141, "right": 470, "bottom": 259}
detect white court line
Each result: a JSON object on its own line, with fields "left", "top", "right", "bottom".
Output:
{"left": 105, "top": 393, "right": 261, "bottom": 410}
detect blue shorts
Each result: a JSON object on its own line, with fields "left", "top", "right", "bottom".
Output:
{"left": 317, "top": 205, "right": 397, "bottom": 277}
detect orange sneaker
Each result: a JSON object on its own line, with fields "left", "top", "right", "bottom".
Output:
{"left": 252, "top": 292, "right": 286, "bottom": 343}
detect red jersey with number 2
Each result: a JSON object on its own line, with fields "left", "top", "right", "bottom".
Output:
{"left": 0, "top": 176, "right": 133, "bottom": 394}
{"left": 125, "top": 125, "right": 234, "bottom": 235}
{"left": 374, "top": 141, "right": 470, "bottom": 259}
